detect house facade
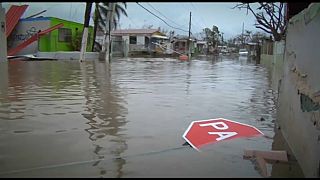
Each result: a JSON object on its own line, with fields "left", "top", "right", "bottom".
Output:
{"left": 195, "top": 40, "right": 207, "bottom": 54}
{"left": 172, "top": 35, "right": 196, "bottom": 55}
{"left": 7, "top": 17, "right": 94, "bottom": 55}
{"left": 110, "top": 29, "right": 168, "bottom": 57}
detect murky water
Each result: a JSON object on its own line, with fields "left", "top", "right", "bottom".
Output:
{"left": 0, "top": 56, "right": 303, "bottom": 177}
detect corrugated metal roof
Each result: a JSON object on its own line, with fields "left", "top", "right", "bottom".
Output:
{"left": 6, "top": 5, "right": 28, "bottom": 37}
{"left": 111, "top": 29, "right": 160, "bottom": 35}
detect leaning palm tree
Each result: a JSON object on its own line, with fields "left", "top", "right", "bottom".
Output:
{"left": 92, "top": 2, "right": 127, "bottom": 51}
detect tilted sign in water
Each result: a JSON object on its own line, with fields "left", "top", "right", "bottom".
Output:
{"left": 182, "top": 118, "right": 264, "bottom": 151}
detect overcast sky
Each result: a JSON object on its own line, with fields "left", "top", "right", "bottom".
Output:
{"left": 2, "top": 2, "right": 263, "bottom": 40}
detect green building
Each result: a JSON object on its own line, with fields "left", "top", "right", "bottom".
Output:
{"left": 8, "top": 16, "right": 94, "bottom": 55}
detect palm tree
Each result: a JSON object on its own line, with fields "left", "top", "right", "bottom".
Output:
{"left": 92, "top": 2, "right": 127, "bottom": 51}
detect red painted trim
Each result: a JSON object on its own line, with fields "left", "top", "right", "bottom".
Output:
{"left": 7, "top": 23, "right": 64, "bottom": 56}
{"left": 5, "top": 5, "right": 28, "bottom": 37}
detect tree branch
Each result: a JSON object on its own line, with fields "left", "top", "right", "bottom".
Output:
{"left": 255, "top": 26, "right": 272, "bottom": 34}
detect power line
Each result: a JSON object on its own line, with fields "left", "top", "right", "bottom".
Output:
{"left": 127, "top": 17, "right": 135, "bottom": 28}
{"left": 190, "top": 3, "right": 207, "bottom": 29}
{"left": 136, "top": 2, "right": 198, "bottom": 40}
{"left": 191, "top": 4, "right": 205, "bottom": 30}
{"left": 174, "top": 3, "right": 203, "bottom": 35}
{"left": 136, "top": 2, "right": 189, "bottom": 33}
{"left": 147, "top": 3, "right": 188, "bottom": 30}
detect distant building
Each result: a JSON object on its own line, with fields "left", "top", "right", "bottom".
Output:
{"left": 246, "top": 42, "right": 259, "bottom": 57}
{"left": 110, "top": 28, "right": 168, "bottom": 57}
{"left": 7, "top": 17, "right": 94, "bottom": 55}
{"left": 195, "top": 40, "right": 207, "bottom": 54}
{"left": 171, "top": 35, "right": 196, "bottom": 55}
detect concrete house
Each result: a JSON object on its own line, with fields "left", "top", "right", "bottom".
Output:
{"left": 195, "top": 40, "right": 208, "bottom": 54}
{"left": 110, "top": 28, "right": 168, "bottom": 56}
{"left": 171, "top": 35, "right": 196, "bottom": 55}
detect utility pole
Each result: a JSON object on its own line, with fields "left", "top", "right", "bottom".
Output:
{"left": 241, "top": 22, "right": 244, "bottom": 48}
{"left": 79, "top": 2, "right": 92, "bottom": 62}
{"left": 188, "top": 11, "right": 191, "bottom": 60}
{"left": 221, "top": 32, "right": 224, "bottom": 45}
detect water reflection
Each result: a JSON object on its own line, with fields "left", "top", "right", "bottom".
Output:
{"left": 0, "top": 60, "right": 128, "bottom": 177}
{"left": 0, "top": 56, "right": 303, "bottom": 177}
{"left": 79, "top": 60, "right": 128, "bottom": 177}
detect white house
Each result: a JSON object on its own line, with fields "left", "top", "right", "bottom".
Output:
{"left": 110, "top": 28, "right": 168, "bottom": 56}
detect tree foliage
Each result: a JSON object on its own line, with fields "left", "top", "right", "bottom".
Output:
{"left": 203, "top": 25, "right": 221, "bottom": 48}
{"left": 94, "top": 2, "right": 127, "bottom": 32}
{"left": 92, "top": 2, "right": 128, "bottom": 51}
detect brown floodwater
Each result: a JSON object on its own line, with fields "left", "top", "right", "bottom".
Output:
{"left": 0, "top": 56, "right": 304, "bottom": 177}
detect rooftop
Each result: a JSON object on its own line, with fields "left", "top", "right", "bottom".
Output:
{"left": 111, "top": 29, "right": 160, "bottom": 35}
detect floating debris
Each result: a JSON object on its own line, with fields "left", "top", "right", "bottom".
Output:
{"left": 243, "top": 150, "right": 288, "bottom": 177}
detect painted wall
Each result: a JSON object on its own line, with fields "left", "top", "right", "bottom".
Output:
{"left": 7, "top": 16, "right": 94, "bottom": 55}
{"left": 276, "top": 3, "right": 320, "bottom": 177}
{"left": 7, "top": 18, "right": 50, "bottom": 55}
{"left": 43, "top": 17, "right": 93, "bottom": 52}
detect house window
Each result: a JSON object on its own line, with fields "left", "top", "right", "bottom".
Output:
{"left": 130, "top": 36, "right": 137, "bottom": 44}
{"left": 174, "top": 42, "right": 179, "bottom": 49}
{"left": 58, "top": 28, "right": 72, "bottom": 42}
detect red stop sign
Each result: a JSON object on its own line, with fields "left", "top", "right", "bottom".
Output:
{"left": 182, "top": 118, "right": 264, "bottom": 151}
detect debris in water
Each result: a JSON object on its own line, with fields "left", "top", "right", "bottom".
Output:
{"left": 243, "top": 150, "right": 288, "bottom": 177}
{"left": 182, "top": 141, "right": 192, "bottom": 147}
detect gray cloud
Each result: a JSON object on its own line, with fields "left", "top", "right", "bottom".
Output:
{"left": 2, "top": 2, "right": 264, "bottom": 40}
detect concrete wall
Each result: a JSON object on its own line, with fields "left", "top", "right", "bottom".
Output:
{"left": 272, "top": 41, "right": 285, "bottom": 93}
{"left": 122, "top": 36, "right": 129, "bottom": 57}
{"left": 260, "top": 40, "right": 285, "bottom": 93}
{"left": 36, "top": 51, "right": 99, "bottom": 60}
{"left": 276, "top": 3, "right": 320, "bottom": 177}
{"left": 260, "top": 54, "right": 273, "bottom": 74}
{"left": 0, "top": 3, "right": 7, "bottom": 61}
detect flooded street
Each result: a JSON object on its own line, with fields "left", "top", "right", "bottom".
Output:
{"left": 0, "top": 56, "right": 303, "bottom": 177}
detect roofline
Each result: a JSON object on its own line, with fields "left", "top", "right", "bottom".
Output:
{"left": 111, "top": 29, "right": 163, "bottom": 35}
{"left": 19, "top": 16, "right": 93, "bottom": 28}
{"left": 20, "top": 17, "right": 51, "bottom": 22}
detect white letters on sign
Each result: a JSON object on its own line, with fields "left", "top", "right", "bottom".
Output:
{"left": 199, "top": 121, "right": 228, "bottom": 130}
{"left": 199, "top": 121, "right": 238, "bottom": 141}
